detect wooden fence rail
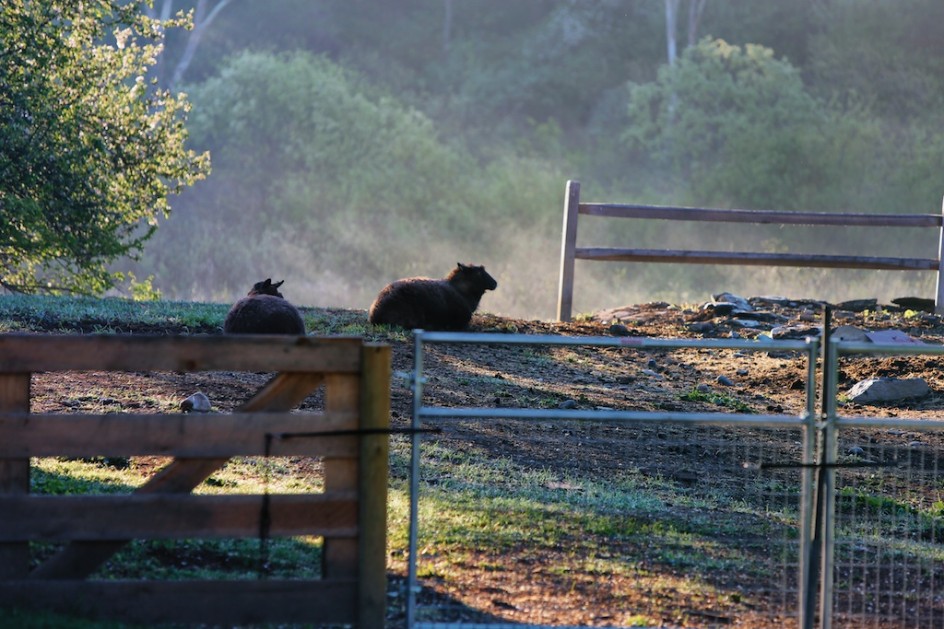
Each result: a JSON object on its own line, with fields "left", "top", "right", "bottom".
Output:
{"left": 0, "top": 333, "right": 390, "bottom": 628}
{"left": 557, "top": 180, "right": 944, "bottom": 321}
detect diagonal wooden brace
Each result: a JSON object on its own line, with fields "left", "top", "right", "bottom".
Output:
{"left": 30, "top": 372, "right": 324, "bottom": 580}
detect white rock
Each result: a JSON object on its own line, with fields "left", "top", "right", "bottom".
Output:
{"left": 846, "top": 378, "right": 930, "bottom": 404}
{"left": 181, "top": 391, "right": 212, "bottom": 413}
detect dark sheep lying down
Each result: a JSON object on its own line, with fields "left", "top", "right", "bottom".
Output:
{"left": 368, "top": 263, "right": 498, "bottom": 331}
{"left": 223, "top": 278, "right": 306, "bottom": 335}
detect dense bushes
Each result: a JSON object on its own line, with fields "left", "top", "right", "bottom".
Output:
{"left": 137, "top": 51, "right": 564, "bottom": 315}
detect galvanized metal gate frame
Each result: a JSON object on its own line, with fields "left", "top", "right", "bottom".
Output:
{"left": 822, "top": 334, "right": 944, "bottom": 629}
{"left": 406, "top": 330, "right": 825, "bottom": 628}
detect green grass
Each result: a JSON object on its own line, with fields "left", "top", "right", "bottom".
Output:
{"left": 391, "top": 439, "right": 792, "bottom": 582}
{"left": 680, "top": 386, "right": 755, "bottom": 413}
{"left": 0, "top": 293, "right": 393, "bottom": 339}
{"left": 0, "top": 294, "right": 226, "bottom": 333}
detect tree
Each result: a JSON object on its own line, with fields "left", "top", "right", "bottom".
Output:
{"left": 141, "top": 50, "right": 477, "bottom": 296}
{"left": 0, "top": 0, "right": 209, "bottom": 294}
{"left": 624, "top": 38, "right": 829, "bottom": 208}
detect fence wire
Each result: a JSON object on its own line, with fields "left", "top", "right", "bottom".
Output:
{"left": 407, "top": 331, "right": 820, "bottom": 628}
{"left": 407, "top": 330, "right": 944, "bottom": 628}
{"left": 409, "top": 421, "right": 808, "bottom": 628}
{"left": 826, "top": 426, "right": 944, "bottom": 628}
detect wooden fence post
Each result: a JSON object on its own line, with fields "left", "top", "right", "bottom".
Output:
{"left": 357, "top": 344, "right": 391, "bottom": 629}
{"left": 323, "top": 372, "right": 360, "bottom": 580}
{"left": 936, "top": 196, "right": 944, "bottom": 315}
{"left": 0, "top": 374, "right": 30, "bottom": 579}
{"left": 557, "top": 180, "right": 581, "bottom": 322}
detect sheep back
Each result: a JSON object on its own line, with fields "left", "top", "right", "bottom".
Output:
{"left": 224, "top": 279, "right": 305, "bottom": 335}
{"left": 368, "top": 263, "right": 497, "bottom": 331}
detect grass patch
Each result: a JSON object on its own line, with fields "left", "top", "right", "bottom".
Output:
{"left": 680, "top": 387, "right": 754, "bottom": 413}
{"left": 398, "top": 439, "right": 792, "bottom": 586}
{"left": 0, "top": 294, "right": 226, "bottom": 333}
{"left": 836, "top": 486, "right": 944, "bottom": 545}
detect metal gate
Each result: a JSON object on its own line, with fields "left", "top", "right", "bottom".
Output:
{"left": 403, "top": 324, "right": 944, "bottom": 628}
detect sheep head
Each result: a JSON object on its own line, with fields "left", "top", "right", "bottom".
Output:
{"left": 248, "top": 278, "right": 286, "bottom": 298}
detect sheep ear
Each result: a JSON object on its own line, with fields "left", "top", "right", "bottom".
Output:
{"left": 273, "top": 280, "right": 285, "bottom": 289}
{"left": 457, "top": 262, "right": 466, "bottom": 269}
{"left": 263, "top": 279, "right": 273, "bottom": 286}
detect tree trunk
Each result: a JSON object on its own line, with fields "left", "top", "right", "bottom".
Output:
{"left": 687, "top": 0, "right": 707, "bottom": 47}
{"left": 169, "top": 0, "right": 236, "bottom": 91}
{"left": 664, "top": 0, "right": 679, "bottom": 66}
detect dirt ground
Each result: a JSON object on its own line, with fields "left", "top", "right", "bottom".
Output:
{"left": 18, "top": 295, "right": 944, "bottom": 627}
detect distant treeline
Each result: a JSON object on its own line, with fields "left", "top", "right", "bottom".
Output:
{"left": 130, "top": 1, "right": 944, "bottom": 317}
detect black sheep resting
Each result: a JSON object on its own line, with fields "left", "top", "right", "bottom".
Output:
{"left": 223, "top": 278, "right": 306, "bottom": 335}
{"left": 368, "top": 263, "right": 498, "bottom": 331}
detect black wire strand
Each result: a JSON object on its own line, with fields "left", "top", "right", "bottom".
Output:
{"left": 258, "top": 433, "right": 273, "bottom": 580}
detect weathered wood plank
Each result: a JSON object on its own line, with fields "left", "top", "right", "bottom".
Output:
{"left": 0, "top": 334, "right": 362, "bottom": 373}
{"left": 0, "top": 411, "right": 358, "bottom": 458}
{"left": 357, "top": 344, "right": 391, "bottom": 629}
{"left": 557, "top": 180, "right": 581, "bottom": 322}
{"left": 579, "top": 203, "right": 943, "bottom": 227}
{"left": 0, "top": 493, "right": 358, "bottom": 540}
{"left": 936, "top": 199, "right": 944, "bottom": 315}
{"left": 31, "top": 371, "right": 326, "bottom": 580}
{"left": 0, "top": 373, "right": 29, "bottom": 579}
{"left": 0, "top": 579, "right": 358, "bottom": 625}
{"left": 323, "top": 372, "right": 361, "bottom": 580}
{"left": 574, "top": 247, "right": 940, "bottom": 271}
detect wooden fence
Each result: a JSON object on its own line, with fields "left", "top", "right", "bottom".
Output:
{"left": 0, "top": 334, "right": 390, "bottom": 627}
{"left": 557, "top": 180, "right": 944, "bottom": 321}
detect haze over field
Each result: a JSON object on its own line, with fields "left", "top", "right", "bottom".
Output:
{"left": 121, "top": 1, "right": 944, "bottom": 318}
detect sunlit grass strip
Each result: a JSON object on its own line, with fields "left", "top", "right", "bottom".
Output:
{"left": 31, "top": 456, "right": 325, "bottom": 495}
{"left": 404, "top": 441, "right": 798, "bottom": 586}
{"left": 28, "top": 456, "right": 327, "bottom": 583}
{"left": 0, "top": 294, "right": 227, "bottom": 332}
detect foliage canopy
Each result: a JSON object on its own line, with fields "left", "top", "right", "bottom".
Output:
{"left": 0, "top": 0, "right": 209, "bottom": 294}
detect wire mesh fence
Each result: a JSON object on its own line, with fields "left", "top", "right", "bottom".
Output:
{"left": 406, "top": 331, "right": 821, "bottom": 628}
{"left": 829, "top": 427, "right": 944, "bottom": 628}
{"left": 409, "top": 421, "right": 810, "bottom": 628}
{"left": 405, "top": 330, "right": 944, "bottom": 628}
{"left": 825, "top": 341, "right": 944, "bottom": 628}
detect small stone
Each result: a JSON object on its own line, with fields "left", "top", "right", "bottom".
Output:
{"left": 729, "top": 318, "right": 764, "bottom": 329}
{"left": 686, "top": 321, "right": 717, "bottom": 333}
{"left": 608, "top": 323, "right": 631, "bottom": 336}
{"left": 712, "top": 293, "right": 752, "bottom": 311}
{"left": 181, "top": 391, "right": 212, "bottom": 413}
{"left": 831, "top": 325, "right": 869, "bottom": 342}
{"left": 716, "top": 375, "right": 734, "bottom": 386}
{"left": 836, "top": 298, "right": 878, "bottom": 313}
{"left": 847, "top": 446, "right": 865, "bottom": 456}
{"left": 701, "top": 302, "right": 737, "bottom": 316}
{"left": 559, "top": 399, "right": 578, "bottom": 410}
{"left": 771, "top": 325, "right": 821, "bottom": 340}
